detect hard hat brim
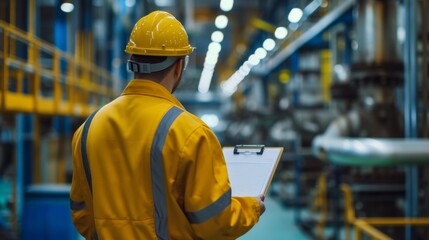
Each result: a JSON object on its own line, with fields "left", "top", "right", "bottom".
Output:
{"left": 125, "top": 45, "right": 195, "bottom": 57}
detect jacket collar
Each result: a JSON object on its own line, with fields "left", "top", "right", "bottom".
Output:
{"left": 121, "top": 79, "right": 185, "bottom": 109}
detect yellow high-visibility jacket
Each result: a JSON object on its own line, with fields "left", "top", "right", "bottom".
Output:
{"left": 70, "top": 80, "right": 261, "bottom": 240}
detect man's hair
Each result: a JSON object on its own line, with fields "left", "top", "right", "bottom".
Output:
{"left": 130, "top": 55, "right": 177, "bottom": 80}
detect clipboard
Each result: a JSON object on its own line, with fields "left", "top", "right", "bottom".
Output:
{"left": 223, "top": 145, "right": 284, "bottom": 197}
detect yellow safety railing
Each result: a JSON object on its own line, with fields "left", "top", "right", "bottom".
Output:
{"left": 311, "top": 173, "right": 328, "bottom": 239}
{"left": 341, "top": 183, "right": 429, "bottom": 240}
{"left": 0, "top": 19, "right": 115, "bottom": 117}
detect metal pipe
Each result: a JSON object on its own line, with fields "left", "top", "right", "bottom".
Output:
{"left": 10, "top": 0, "right": 16, "bottom": 56}
{"left": 322, "top": 110, "right": 360, "bottom": 137}
{"left": 354, "top": 0, "right": 401, "bottom": 65}
{"left": 1, "top": 23, "right": 9, "bottom": 110}
{"left": 15, "top": 114, "right": 24, "bottom": 233}
{"left": 312, "top": 136, "right": 429, "bottom": 166}
{"left": 404, "top": 0, "right": 418, "bottom": 138}
{"left": 403, "top": 1, "right": 418, "bottom": 239}
{"left": 422, "top": 0, "right": 428, "bottom": 137}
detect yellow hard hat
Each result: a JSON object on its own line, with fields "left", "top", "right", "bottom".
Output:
{"left": 125, "top": 11, "right": 194, "bottom": 56}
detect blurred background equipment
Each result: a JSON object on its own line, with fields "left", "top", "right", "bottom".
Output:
{"left": 1, "top": 0, "right": 429, "bottom": 239}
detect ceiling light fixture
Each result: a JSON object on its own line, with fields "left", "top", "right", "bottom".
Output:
{"left": 125, "top": 0, "right": 136, "bottom": 7}
{"left": 208, "top": 42, "right": 222, "bottom": 53}
{"left": 263, "top": 38, "right": 276, "bottom": 51}
{"left": 288, "top": 8, "right": 303, "bottom": 23}
{"left": 215, "top": 15, "right": 229, "bottom": 29}
{"left": 211, "top": 31, "right": 224, "bottom": 43}
{"left": 205, "top": 52, "right": 219, "bottom": 65}
{"left": 60, "top": 2, "right": 74, "bottom": 13}
{"left": 155, "top": 0, "right": 174, "bottom": 7}
{"left": 255, "top": 47, "right": 267, "bottom": 59}
{"left": 248, "top": 54, "right": 260, "bottom": 66}
{"left": 274, "top": 27, "right": 288, "bottom": 39}
{"left": 220, "top": 0, "right": 234, "bottom": 12}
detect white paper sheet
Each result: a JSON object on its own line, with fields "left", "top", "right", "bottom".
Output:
{"left": 223, "top": 147, "right": 283, "bottom": 197}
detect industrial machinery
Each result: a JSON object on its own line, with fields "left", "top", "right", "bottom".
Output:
{"left": 1, "top": 0, "right": 428, "bottom": 239}
{"left": 312, "top": 0, "right": 429, "bottom": 239}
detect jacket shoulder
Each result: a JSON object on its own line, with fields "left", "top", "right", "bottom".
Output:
{"left": 175, "top": 110, "right": 207, "bottom": 131}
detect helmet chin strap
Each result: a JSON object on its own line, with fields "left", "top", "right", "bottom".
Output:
{"left": 127, "top": 56, "right": 180, "bottom": 73}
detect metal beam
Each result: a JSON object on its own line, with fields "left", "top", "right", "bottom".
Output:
{"left": 253, "top": 0, "right": 355, "bottom": 75}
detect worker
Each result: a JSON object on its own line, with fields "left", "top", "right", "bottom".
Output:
{"left": 70, "top": 10, "right": 265, "bottom": 240}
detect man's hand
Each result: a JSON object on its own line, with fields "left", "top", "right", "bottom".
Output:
{"left": 256, "top": 195, "right": 266, "bottom": 216}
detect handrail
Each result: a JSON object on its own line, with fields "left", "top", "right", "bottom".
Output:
{"left": 354, "top": 220, "right": 393, "bottom": 240}
{"left": 362, "top": 218, "right": 429, "bottom": 226}
{"left": 341, "top": 183, "right": 429, "bottom": 240}
{"left": 0, "top": 19, "right": 115, "bottom": 116}
{"left": 311, "top": 173, "right": 328, "bottom": 239}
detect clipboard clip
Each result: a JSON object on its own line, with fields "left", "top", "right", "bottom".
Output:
{"left": 233, "top": 145, "right": 265, "bottom": 155}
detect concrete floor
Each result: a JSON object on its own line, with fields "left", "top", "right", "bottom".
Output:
{"left": 239, "top": 195, "right": 310, "bottom": 240}
{"left": 0, "top": 178, "right": 312, "bottom": 240}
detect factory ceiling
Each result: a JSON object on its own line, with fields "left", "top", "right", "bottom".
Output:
{"left": 147, "top": 0, "right": 290, "bottom": 92}
{"left": 35, "top": 0, "right": 333, "bottom": 93}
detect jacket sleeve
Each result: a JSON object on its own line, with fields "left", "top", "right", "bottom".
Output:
{"left": 181, "top": 125, "right": 261, "bottom": 239}
{"left": 70, "top": 126, "right": 97, "bottom": 239}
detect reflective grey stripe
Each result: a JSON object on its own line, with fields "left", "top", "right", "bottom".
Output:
{"left": 70, "top": 199, "right": 86, "bottom": 211}
{"left": 81, "top": 110, "right": 101, "bottom": 240}
{"left": 81, "top": 110, "right": 99, "bottom": 194}
{"left": 185, "top": 188, "right": 232, "bottom": 224}
{"left": 151, "top": 107, "right": 183, "bottom": 240}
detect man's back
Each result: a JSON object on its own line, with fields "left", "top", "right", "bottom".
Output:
{"left": 71, "top": 80, "right": 261, "bottom": 239}
{"left": 70, "top": 11, "right": 263, "bottom": 240}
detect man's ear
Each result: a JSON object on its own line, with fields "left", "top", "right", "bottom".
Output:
{"left": 173, "top": 59, "right": 184, "bottom": 77}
